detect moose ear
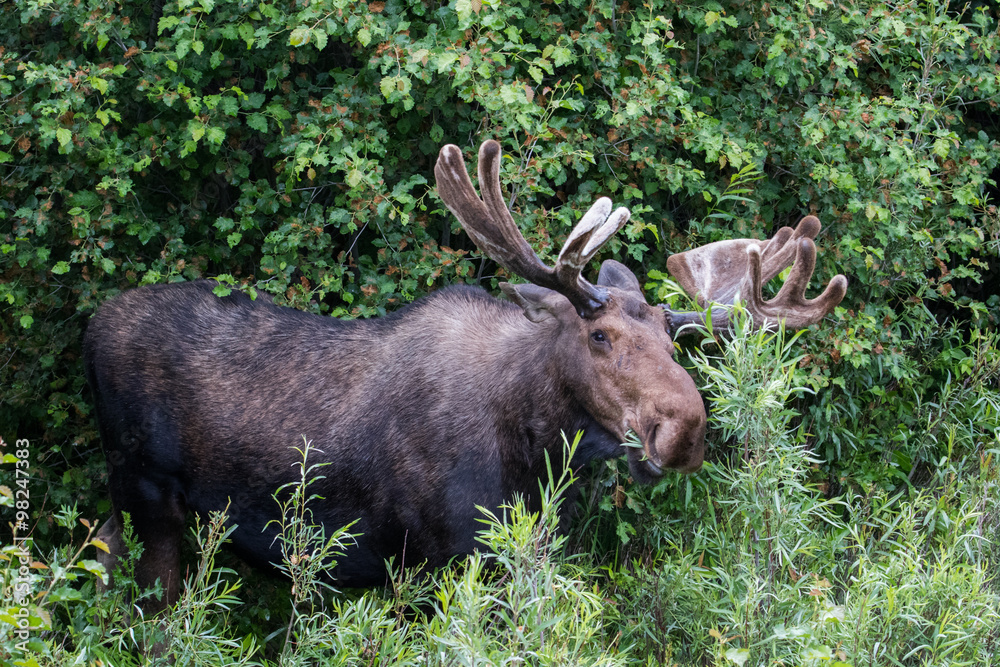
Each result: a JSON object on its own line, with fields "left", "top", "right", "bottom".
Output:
{"left": 597, "top": 259, "right": 643, "bottom": 296}
{"left": 500, "top": 283, "right": 573, "bottom": 323}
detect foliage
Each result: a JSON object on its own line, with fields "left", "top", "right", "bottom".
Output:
{"left": 4, "top": 322, "right": 996, "bottom": 665}
{"left": 585, "top": 314, "right": 1000, "bottom": 666}
{"left": 424, "top": 435, "right": 625, "bottom": 666}
{"left": 264, "top": 440, "right": 418, "bottom": 667}
{"left": 0, "top": 504, "right": 108, "bottom": 665}
{"left": 1, "top": 0, "right": 999, "bottom": 663}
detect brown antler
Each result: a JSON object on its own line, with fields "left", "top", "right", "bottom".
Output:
{"left": 663, "top": 216, "right": 848, "bottom": 336}
{"left": 436, "top": 140, "right": 630, "bottom": 318}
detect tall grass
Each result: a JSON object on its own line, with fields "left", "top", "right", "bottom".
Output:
{"left": 423, "top": 447, "right": 626, "bottom": 666}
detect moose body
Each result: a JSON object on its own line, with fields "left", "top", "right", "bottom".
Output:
{"left": 86, "top": 140, "right": 845, "bottom": 610}
{"left": 85, "top": 278, "right": 679, "bottom": 592}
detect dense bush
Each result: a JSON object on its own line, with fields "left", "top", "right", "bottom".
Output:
{"left": 2, "top": 0, "right": 998, "bottom": 664}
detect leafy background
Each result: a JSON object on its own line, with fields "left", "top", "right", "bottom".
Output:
{"left": 1, "top": 0, "right": 998, "bottom": 664}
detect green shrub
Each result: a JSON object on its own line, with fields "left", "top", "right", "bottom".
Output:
{"left": 423, "top": 437, "right": 625, "bottom": 666}
{"left": 594, "top": 315, "right": 999, "bottom": 666}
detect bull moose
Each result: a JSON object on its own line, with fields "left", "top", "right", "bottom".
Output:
{"left": 84, "top": 140, "right": 847, "bottom": 611}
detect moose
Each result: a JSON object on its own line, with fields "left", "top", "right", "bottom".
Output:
{"left": 84, "top": 140, "right": 847, "bottom": 611}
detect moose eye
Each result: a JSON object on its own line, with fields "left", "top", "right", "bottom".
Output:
{"left": 590, "top": 330, "right": 608, "bottom": 345}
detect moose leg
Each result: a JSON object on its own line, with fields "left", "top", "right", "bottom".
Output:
{"left": 95, "top": 510, "right": 126, "bottom": 592}
{"left": 98, "top": 494, "right": 184, "bottom": 658}
{"left": 103, "top": 474, "right": 187, "bottom": 615}
{"left": 99, "top": 402, "right": 188, "bottom": 613}
{"left": 128, "top": 483, "right": 186, "bottom": 614}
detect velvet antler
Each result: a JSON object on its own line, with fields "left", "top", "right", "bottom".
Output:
{"left": 663, "top": 216, "right": 848, "bottom": 336}
{"left": 435, "top": 140, "right": 630, "bottom": 318}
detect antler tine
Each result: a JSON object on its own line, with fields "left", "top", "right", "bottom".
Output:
{"left": 477, "top": 141, "right": 631, "bottom": 315}
{"left": 748, "top": 237, "right": 848, "bottom": 329}
{"left": 757, "top": 215, "right": 822, "bottom": 284}
{"left": 663, "top": 216, "right": 848, "bottom": 337}
{"left": 435, "top": 142, "right": 550, "bottom": 285}
{"left": 436, "top": 140, "right": 630, "bottom": 318}
{"left": 553, "top": 199, "right": 631, "bottom": 312}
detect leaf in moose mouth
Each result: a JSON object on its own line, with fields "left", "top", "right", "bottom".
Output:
{"left": 620, "top": 430, "right": 643, "bottom": 449}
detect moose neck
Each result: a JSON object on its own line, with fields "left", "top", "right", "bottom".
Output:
{"left": 392, "top": 287, "right": 591, "bottom": 456}
{"left": 484, "top": 302, "right": 602, "bottom": 467}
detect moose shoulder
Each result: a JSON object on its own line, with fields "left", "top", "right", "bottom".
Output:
{"left": 85, "top": 140, "right": 845, "bottom": 611}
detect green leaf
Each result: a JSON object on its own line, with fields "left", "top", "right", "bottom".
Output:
{"left": 206, "top": 126, "right": 226, "bottom": 146}
{"left": 313, "top": 29, "right": 328, "bottom": 51}
{"left": 56, "top": 128, "right": 73, "bottom": 149}
{"left": 158, "top": 15, "right": 180, "bottom": 34}
{"left": 550, "top": 46, "right": 574, "bottom": 67}
{"left": 247, "top": 113, "right": 268, "bottom": 132}
{"left": 380, "top": 76, "right": 398, "bottom": 99}
{"left": 289, "top": 27, "right": 309, "bottom": 47}
{"left": 20, "top": 314, "right": 33, "bottom": 329}
{"left": 238, "top": 22, "right": 255, "bottom": 48}
{"left": 51, "top": 261, "right": 70, "bottom": 275}
{"left": 189, "top": 121, "right": 206, "bottom": 142}
{"left": 48, "top": 585, "right": 85, "bottom": 603}
{"left": 724, "top": 648, "right": 749, "bottom": 666}
{"left": 433, "top": 51, "right": 458, "bottom": 72}
{"left": 615, "top": 519, "right": 636, "bottom": 544}
{"left": 75, "top": 559, "right": 108, "bottom": 582}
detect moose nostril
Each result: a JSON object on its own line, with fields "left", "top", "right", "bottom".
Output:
{"left": 645, "top": 422, "right": 664, "bottom": 468}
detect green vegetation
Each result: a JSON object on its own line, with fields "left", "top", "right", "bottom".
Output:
{"left": 1, "top": 0, "right": 998, "bottom": 663}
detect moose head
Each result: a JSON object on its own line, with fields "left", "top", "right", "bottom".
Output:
{"left": 436, "top": 140, "right": 708, "bottom": 480}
